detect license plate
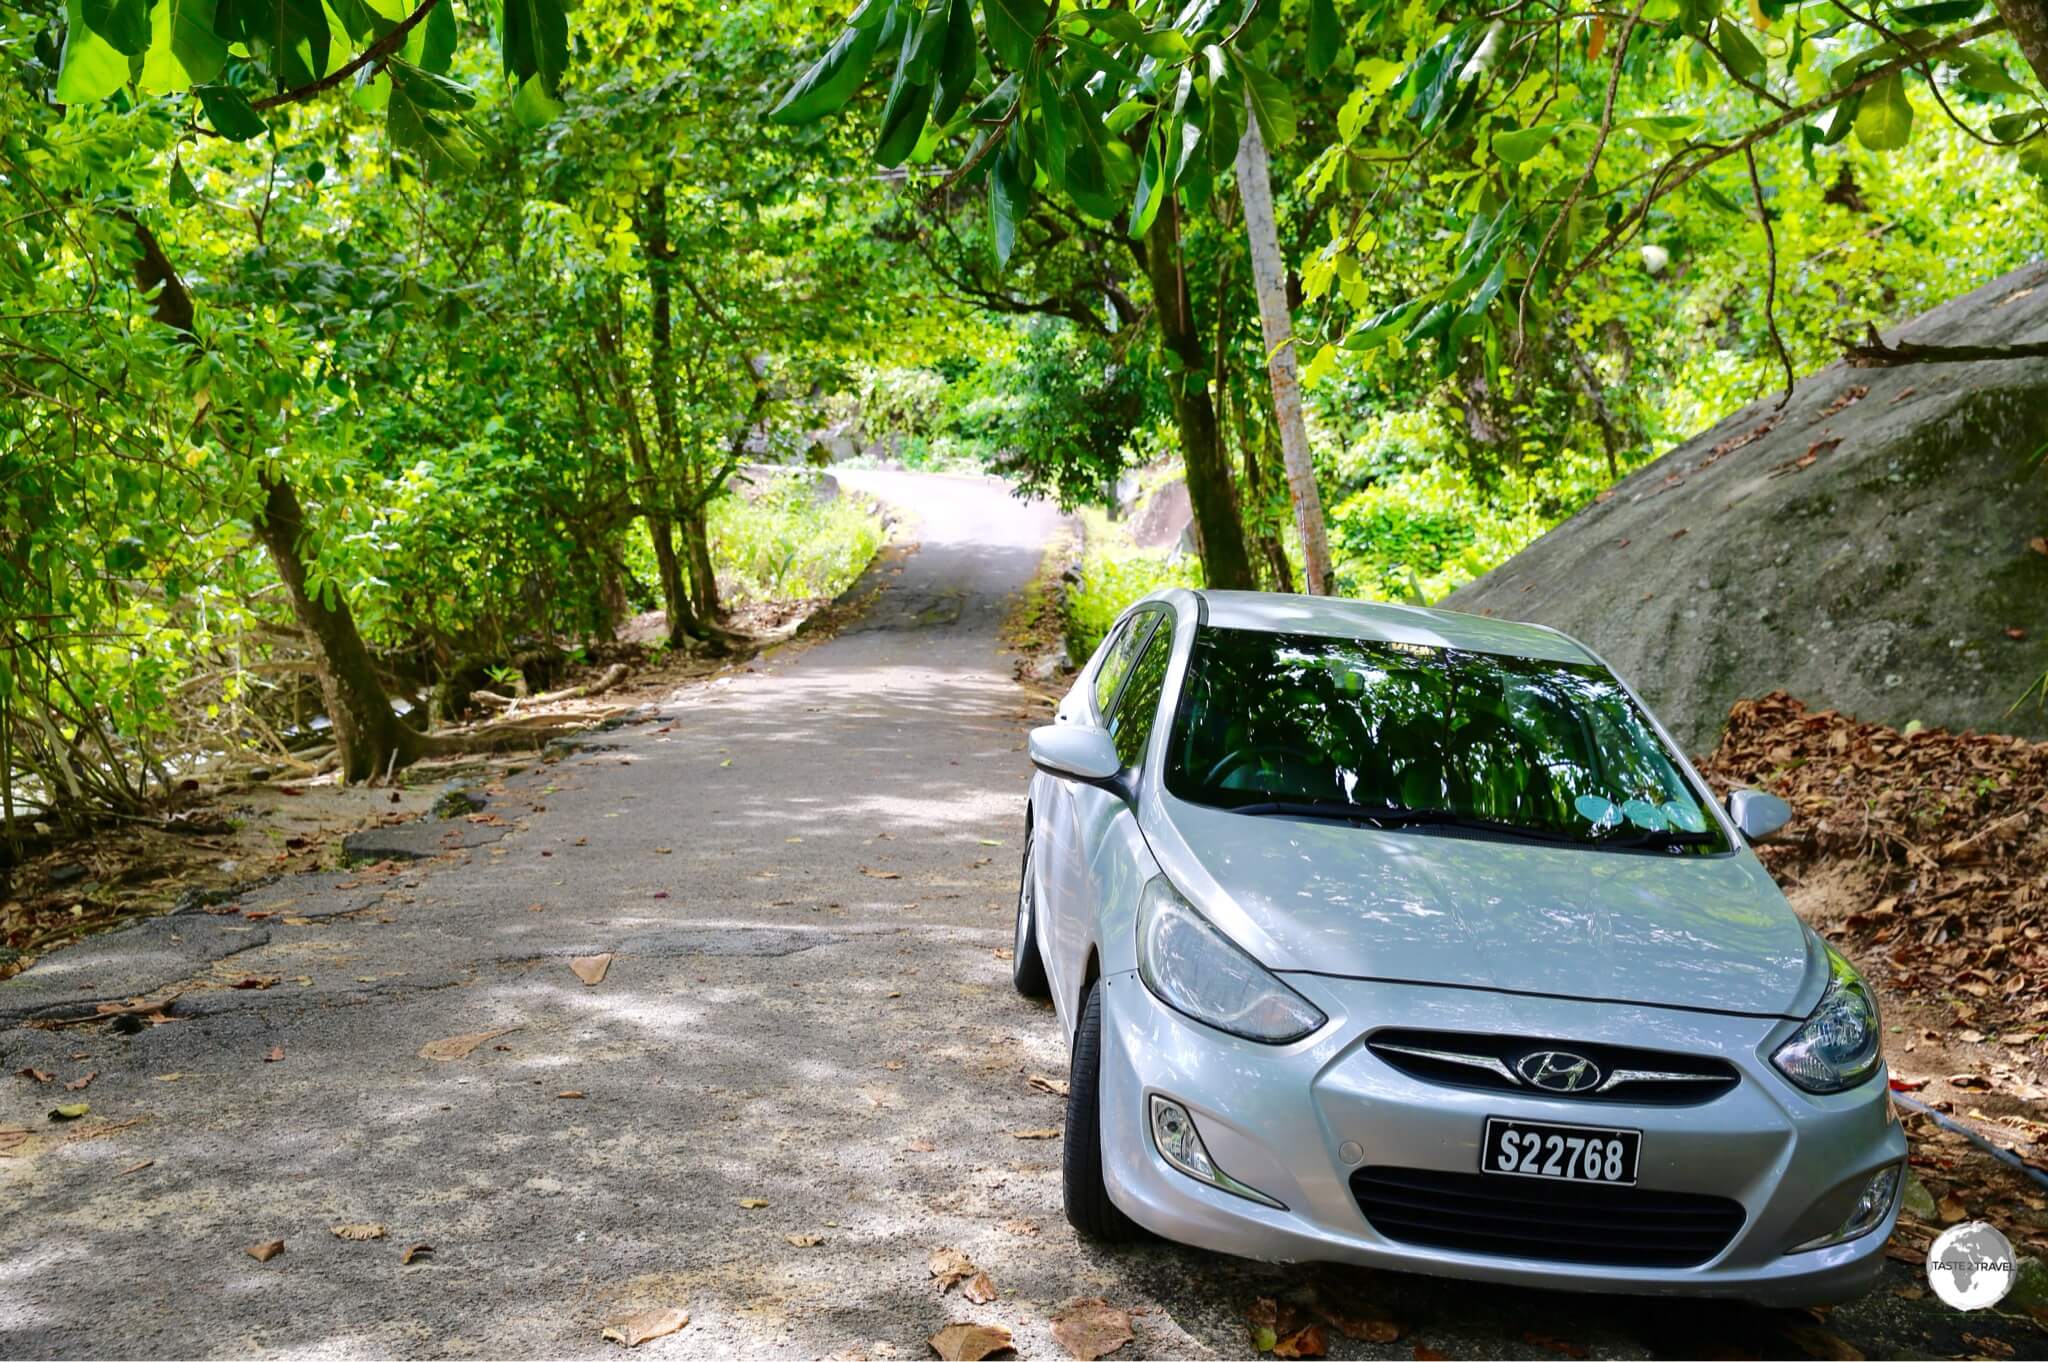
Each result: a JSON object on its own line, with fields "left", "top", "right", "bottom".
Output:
{"left": 1482, "top": 1117, "right": 1640, "bottom": 1186}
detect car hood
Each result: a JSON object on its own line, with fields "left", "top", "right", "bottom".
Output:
{"left": 1155, "top": 798, "right": 1816, "bottom": 1018}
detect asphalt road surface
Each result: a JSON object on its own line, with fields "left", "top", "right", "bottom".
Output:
{"left": 2, "top": 471, "right": 2039, "bottom": 1359}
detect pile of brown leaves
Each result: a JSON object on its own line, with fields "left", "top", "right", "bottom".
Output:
{"left": 1702, "top": 692, "right": 2048, "bottom": 1039}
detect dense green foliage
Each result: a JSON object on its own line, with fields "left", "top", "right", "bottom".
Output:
{"left": 3, "top": 0, "right": 2044, "bottom": 836}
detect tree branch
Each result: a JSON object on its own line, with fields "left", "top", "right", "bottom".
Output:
{"left": 251, "top": 0, "right": 444, "bottom": 111}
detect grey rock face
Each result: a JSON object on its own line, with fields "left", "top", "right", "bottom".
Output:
{"left": 1444, "top": 261, "right": 2048, "bottom": 754}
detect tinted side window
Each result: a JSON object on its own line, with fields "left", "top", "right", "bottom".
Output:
{"left": 1092, "top": 611, "right": 1158, "bottom": 717}
{"left": 1107, "top": 621, "right": 1173, "bottom": 769}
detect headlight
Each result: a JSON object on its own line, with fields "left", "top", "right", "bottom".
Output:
{"left": 1773, "top": 948, "right": 1881, "bottom": 1094}
{"left": 1136, "top": 878, "right": 1325, "bottom": 1044}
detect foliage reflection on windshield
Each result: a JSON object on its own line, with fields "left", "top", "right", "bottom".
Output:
{"left": 1166, "top": 627, "right": 1727, "bottom": 852}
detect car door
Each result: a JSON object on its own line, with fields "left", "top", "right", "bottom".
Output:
{"left": 1038, "top": 614, "right": 1145, "bottom": 1009}
{"left": 1049, "top": 605, "right": 1173, "bottom": 1034}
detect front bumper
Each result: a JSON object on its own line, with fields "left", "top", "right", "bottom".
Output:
{"left": 1093, "top": 971, "right": 1904, "bottom": 1306}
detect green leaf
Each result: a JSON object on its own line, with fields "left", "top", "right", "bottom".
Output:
{"left": 501, "top": 0, "right": 567, "bottom": 92}
{"left": 1853, "top": 71, "right": 1914, "bottom": 150}
{"left": 988, "top": 134, "right": 1029, "bottom": 264}
{"left": 770, "top": 20, "right": 883, "bottom": 123}
{"left": 1342, "top": 297, "right": 1425, "bottom": 351}
{"left": 57, "top": 0, "right": 131, "bottom": 102}
{"left": 930, "top": 0, "right": 976, "bottom": 124}
{"left": 1235, "top": 56, "right": 1297, "bottom": 148}
{"left": 1128, "top": 121, "right": 1164, "bottom": 238}
{"left": 387, "top": 59, "right": 479, "bottom": 174}
{"left": 905, "top": 0, "right": 951, "bottom": 81}
{"left": 417, "top": 0, "right": 456, "bottom": 74}
{"left": 168, "top": 154, "right": 197, "bottom": 205}
{"left": 139, "top": 0, "right": 227, "bottom": 93}
{"left": 83, "top": 0, "right": 151, "bottom": 54}
{"left": 1621, "top": 114, "right": 1703, "bottom": 141}
{"left": 1714, "top": 22, "right": 1764, "bottom": 82}
{"left": 1492, "top": 122, "right": 1564, "bottom": 165}
{"left": 1989, "top": 110, "right": 2042, "bottom": 142}
{"left": 1814, "top": 92, "right": 1860, "bottom": 146}
{"left": 875, "top": 27, "right": 934, "bottom": 169}
{"left": 1946, "top": 46, "right": 2031, "bottom": 96}
{"left": 510, "top": 71, "right": 562, "bottom": 127}
{"left": 966, "top": 71, "right": 1017, "bottom": 121}
{"left": 1066, "top": 8, "right": 1141, "bottom": 44}
{"left": 1891, "top": 0, "right": 1984, "bottom": 26}
{"left": 984, "top": 0, "right": 1046, "bottom": 71}
{"left": 1308, "top": 0, "right": 1340, "bottom": 78}
{"left": 196, "top": 82, "right": 269, "bottom": 140}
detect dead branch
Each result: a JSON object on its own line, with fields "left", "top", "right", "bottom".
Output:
{"left": 1841, "top": 322, "right": 2048, "bottom": 367}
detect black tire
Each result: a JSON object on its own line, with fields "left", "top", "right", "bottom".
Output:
{"left": 1064, "top": 980, "right": 1139, "bottom": 1240}
{"left": 1012, "top": 833, "right": 1051, "bottom": 999}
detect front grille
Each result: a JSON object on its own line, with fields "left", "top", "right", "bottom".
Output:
{"left": 1351, "top": 1166, "right": 1745, "bottom": 1268}
{"left": 1365, "top": 1028, "right": 1739, "bottom": 1105}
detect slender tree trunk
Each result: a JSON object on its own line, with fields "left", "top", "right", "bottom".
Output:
{"left": 595, "top": 315, "right": 702, "bottom": 649}
{"left": 1235, "top": 97, "right": 1335, "bottom": 596}
{"left": 1996, "top": 0, "right": 2048, "bottom": 91}
{"left": 1139, "top": 203, "right": 1255, "bottom": 590}
{"left": 679, "top": 503, "right": 720, "bottom": 619}
{"left": 252, "top": 473, "right": 419, "bottom": 783}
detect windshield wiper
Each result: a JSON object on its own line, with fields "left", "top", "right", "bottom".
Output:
{"left": 1226, "top": 801, "right": 1581, "bottom": 845}
{"left": 1595, "top": 827, "right": 1721, "bottom": 851}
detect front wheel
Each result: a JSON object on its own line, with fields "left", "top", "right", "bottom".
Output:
{"left": 1012, "top": 833, "right": 1050, "bottom": 999}
{"left": 1063, "top": 980, "right": 1138, "bottom": 1240}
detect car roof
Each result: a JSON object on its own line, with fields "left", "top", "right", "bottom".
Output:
{"left": 1185, "top": 589, "right": 1598, "bottom": 665}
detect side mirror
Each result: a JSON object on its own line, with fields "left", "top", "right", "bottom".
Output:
{"left": 1028, "top": 724, "right": 1124, "bottom": 787}
{"left": 1726, "top": 788, "right": 1792, "bottom": 841}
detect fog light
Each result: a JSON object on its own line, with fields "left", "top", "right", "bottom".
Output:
{"left": 1792, "top": 1163, "right": 1901, "bottom": 1252}
{"left": 1148, "top": 1095, "right": 1285, "bottom": 1209}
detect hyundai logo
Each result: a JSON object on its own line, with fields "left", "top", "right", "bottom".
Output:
{"left": 1516, "top": 1050, "right": 1603, "bottom": 1093}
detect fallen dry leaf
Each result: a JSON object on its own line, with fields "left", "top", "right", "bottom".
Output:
{"left": 1778, "top": 1326, "right": 1863, "bottom": 1361}
{"left": 557, "top": 1090, "right": 586, "bottom": 1100}
{"left": 418, "top": 1026, "right": 519, "bottom": 1061}
{"left": 570, "top": 954, "right": 613, "bottom": 986}
{"left": 928, "top": 1247, "right": 976, "bottom": 1292}
{"left": 17, "top": 1067, "right": 52, "bottom": 1083}
{"left": 928, "top": 1323, "right": 1012, "bottom": 1361}
{"left": 1272, "top": 1325, "right": 1328, "bottom": 1359}
{"left": 229, "top": 976, "right": 279, "bottom": 990}
{"left": 264, "top": 1046, "right": 285, "bottom": 1063}
{"left": 999, "top": 1219, "right": 1039, "bottom": 1237}
{"left": 905, "top": 1139, "right": 937, "bottom": 1153}
{"left": 859, "top": 866, "right": 901, "bottom": 879}
{"left": 961, "top": 1272, "right": 998, "bottom": 1305}
{"left": 1938, "top": 1193, "right": 1967, "bottom": 1223}
{"left": 1027, "top": 1074, "right": 1070, "bottom": 1098}
{"left": 1051, "top": 1297, "right": 1132, "bottom": 1360}
{"left": 1011, "top": 1127, "right": 1060, "bottom": 1140}
{"left": 785, "top": 1232, "right": 823, "bottom": 1247}
{"left": 246, "top": 1239, "right": 285, "bottom": 1262}
{"left": 1316, "top": 1301, "right": 1401, "bottom": 1344}
{"left": 738, "top": 1197, "right": 769, "bottom": 1209}
{"left": 64, "top": 1072, "right": 96, "bottom": 1092}
{"left": 1413, "top": 1347, "right": 1449, "bottom": 1362}
{"left": 117, "top": 1159, "right": 152, "bottom": 1176}
{"left": 402, "top": 1243, "right": 434, "bottom": 1265}
{"left": 332, "top": 1223, "right": 387, "bottom": 1241}
{"left": 602, "top": 1307, "right": 690, "bottom": 1347}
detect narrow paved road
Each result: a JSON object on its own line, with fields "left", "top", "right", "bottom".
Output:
{"left": 1, "top": 472, "right": 2035, "bottom": 1360}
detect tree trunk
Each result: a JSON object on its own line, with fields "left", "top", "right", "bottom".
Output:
{"left": 1140, "top": 203, "right": 1255, "bottom": 591}
{"left": 1996, "top": 0, "right": 2048, "bottom": 91}
{"left": 1234, "top": 97, "right": 1335, "bottom": 596}
{"left": 679, "top": 503, "right": 720, "bottom": 619}
{"left": 125, "top": 216, "right": 418, "bottom": 783}
{"left": 252, "top": 473, "right": 420, "bottom": 783}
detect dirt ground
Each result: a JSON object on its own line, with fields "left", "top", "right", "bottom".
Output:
{"left": 2, "top": 472, "right": 2044, "bottom": 1360}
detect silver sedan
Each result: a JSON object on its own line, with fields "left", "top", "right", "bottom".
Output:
{"left": 1013, "top": 588, "right": 1903, "bottom": 1305}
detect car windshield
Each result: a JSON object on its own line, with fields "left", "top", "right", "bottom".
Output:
{"left": 1165, "top": 626, "right": 1729, "bottom": 853}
